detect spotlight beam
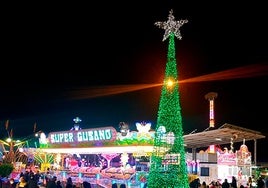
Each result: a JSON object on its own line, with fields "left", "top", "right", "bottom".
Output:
{"left": 69, "top": 64, "right": 268, "bottom": 100}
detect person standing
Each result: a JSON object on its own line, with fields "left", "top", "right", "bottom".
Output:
{"left": 256, "top": 177, "right": 264, "bottom": 188}
{"left": 46, "top": 176, "right": 57, "bottom": 188}
{"left": 0, "top": 175, "right": 3, "bottom": 188}
{"left": 6, "top": 178, "right": 17, "bottom": 188}
{"left": 56, "top": 181, "right": 62, "bottom": 188}
{"left": 16, "top": 177, "right": 28, "bottom": 188}
{"left": 222, "top": 179, "right": 230, "bottom": 188}
{"left": 27, "top": 175, "right": 38, "bottom": 188}
{"left": 190, "top": 178, "right": 200, "bottom": 188}
{"left": 247, "top": 176, "right": 253, "bottom": 188}
{"left": 111, "top": 183, "right": 117, "bottom": 188}
{"left": 200, "top": 181, "right": 207, "bottom": 188}
{"left": 65, "top": 177, "right": 73, "bottom": 188}
{"left": 230, "top": 176, "right": 238, "bottom": 188}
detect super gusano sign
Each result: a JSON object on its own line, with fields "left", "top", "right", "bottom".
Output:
{"left": 47, "top": 127, "right": 117, "bottom": 147}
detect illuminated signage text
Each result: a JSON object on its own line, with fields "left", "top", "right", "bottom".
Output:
{"left": 48, "top": 127, "right": 116, "bottom": 144}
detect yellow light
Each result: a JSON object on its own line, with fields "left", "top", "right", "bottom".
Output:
{"left": 167, "top": 79, "right": 174, "bottom": 87}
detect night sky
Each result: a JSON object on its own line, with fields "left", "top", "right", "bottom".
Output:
{"left": 1, "top": 2, "right": 268, "bottom": 161}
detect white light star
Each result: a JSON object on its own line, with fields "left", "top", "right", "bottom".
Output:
{"left": 155, "top": 9, "right": 188, "bottom": 41}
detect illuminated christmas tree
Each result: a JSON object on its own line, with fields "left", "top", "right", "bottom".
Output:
{"left": 147, "top": 10, "right": 189, "bottom": 188}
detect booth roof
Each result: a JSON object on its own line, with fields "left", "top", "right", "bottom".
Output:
{"left": 183, "top": 123, "right": 266, "bottom": 149}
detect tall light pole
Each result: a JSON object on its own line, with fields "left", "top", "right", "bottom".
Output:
{"left": 204, "top": 92, "right": 218, "bottom": 128}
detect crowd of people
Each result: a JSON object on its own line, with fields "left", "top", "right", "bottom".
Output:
{"left": 189, "top": 176, "right": 268, "bottom": 188}
{"left": 0, "top": 170, "right": 96, "bottom": 188}
{"left": 2, "top": 167, "right": 268, "bottom": 188}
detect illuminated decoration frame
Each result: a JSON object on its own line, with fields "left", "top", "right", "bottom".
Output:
{"left": 39, "top": 123, "right": 155, "bottom": 155}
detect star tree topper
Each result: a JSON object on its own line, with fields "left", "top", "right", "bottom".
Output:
{"left": 155, "top": 9, "right": 188, "bottom": 41}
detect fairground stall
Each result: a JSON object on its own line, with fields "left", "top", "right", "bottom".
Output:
{"left": 217, "top": 140, "right": 252, "bottom": 186}
{"left": 184, "top": 123, "right": 265, "bottom": 186}
{"left": 36, "top": 121, "right": 155, "bottom": 188}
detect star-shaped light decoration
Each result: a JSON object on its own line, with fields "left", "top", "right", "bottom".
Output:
{"left": 73, "top": 117, "right": 82, "bottom": 124}
{"left": 155, "top": 9, "right": 188, "bottom": 41}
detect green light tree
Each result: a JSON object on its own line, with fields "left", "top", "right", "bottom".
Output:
{"left": 147, "top": 10, "right": 189, "bottom": 188}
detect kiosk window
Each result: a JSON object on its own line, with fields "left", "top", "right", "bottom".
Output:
{"left": 200, "top": 167, "right": 209, "bottom": 176}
